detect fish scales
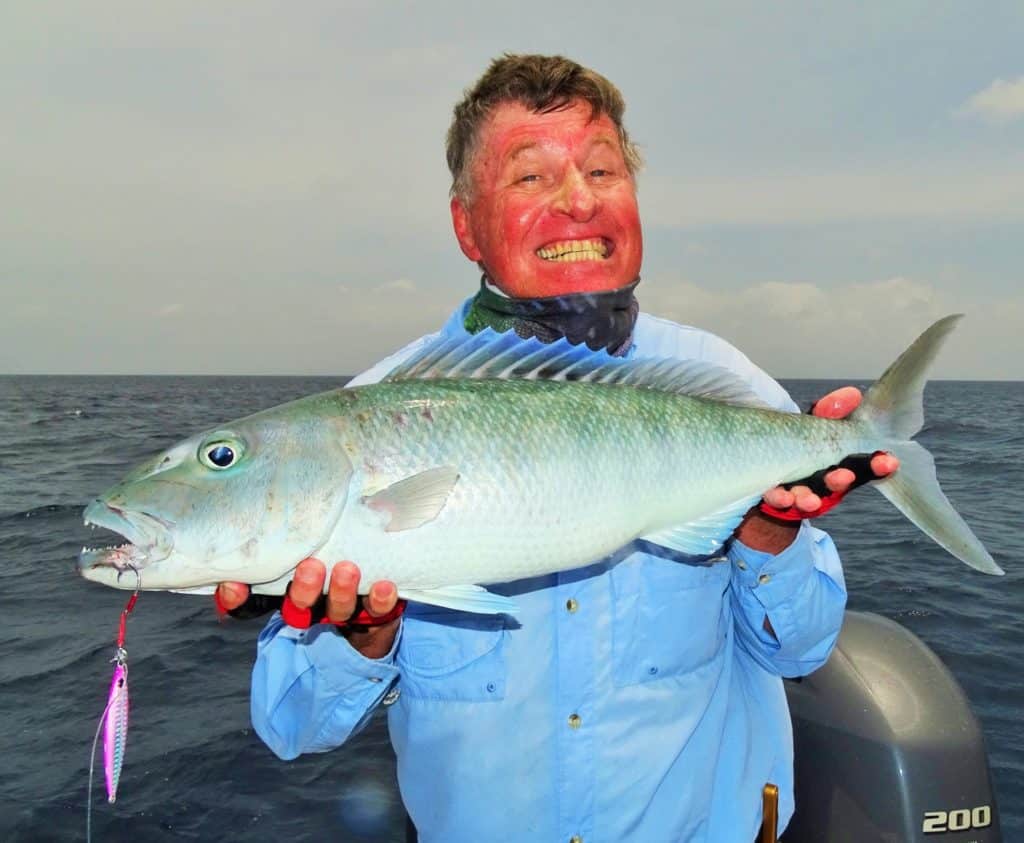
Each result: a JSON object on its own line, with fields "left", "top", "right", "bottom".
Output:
{"left": 322, "top": 378, "right": 854, "bottom": 589}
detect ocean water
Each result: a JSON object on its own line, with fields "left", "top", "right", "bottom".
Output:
{"left": 0, "top": 375, "right": 1020, "bottom": 842}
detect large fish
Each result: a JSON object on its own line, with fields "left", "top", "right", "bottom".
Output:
{"left": 77, "top": 315, "right": 1002, "bottom": 615}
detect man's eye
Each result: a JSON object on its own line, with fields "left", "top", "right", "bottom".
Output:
{"left": 518, "top": 174, "right": 541, "bottom": 183}
{"left": 590, "top": 168, "right": 611, "bottom": 178}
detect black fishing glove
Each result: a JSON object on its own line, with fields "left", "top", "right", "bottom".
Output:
{"left": 216, "top": 592, "right": 283, "bottom": 620}
{"left": 759, "top": 451, "right": 883, "bottom": 521}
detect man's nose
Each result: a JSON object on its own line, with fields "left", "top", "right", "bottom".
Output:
{"left": 551, "top": 168, "right": 598, "bottom": 221}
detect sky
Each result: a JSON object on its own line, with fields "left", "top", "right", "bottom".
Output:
{"left": 2, "top": 1, "right": 1022, "bottom": 378}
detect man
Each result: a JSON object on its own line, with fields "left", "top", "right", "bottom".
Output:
{"left": 218, "top": 55, "right": 896, "bottom": 842}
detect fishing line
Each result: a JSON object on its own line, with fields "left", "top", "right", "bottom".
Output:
{"left": 86, "top": 566, "right": 140, "bottom": 843}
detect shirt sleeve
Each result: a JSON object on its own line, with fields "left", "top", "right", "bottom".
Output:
{"left": 250, "top": 614, "right": 402, "bottom": 760}
{"left": 727, "top": 522, "right": 847, "bottom": 678}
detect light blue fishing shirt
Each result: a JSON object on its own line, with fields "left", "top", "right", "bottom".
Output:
{"left": 250, "top": 302, "right": 847, "bottom": 843}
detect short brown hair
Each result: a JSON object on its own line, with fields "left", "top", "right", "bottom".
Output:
{"left": 446, "top": 53, "right": 642, "bottom": 200}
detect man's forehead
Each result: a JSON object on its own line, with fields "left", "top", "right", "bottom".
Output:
{"left": 480, "top": 101, "right": 621, "bottom": 157}
{"left": 506, "top": 134, "right": 620, "bottom": 161}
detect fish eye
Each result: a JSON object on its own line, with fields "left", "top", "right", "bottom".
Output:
{"left": 208, "top": 445, "right": 234, "bottom": 467}
{"left": 199, "top": 437, "right": 244, "bottom": 470}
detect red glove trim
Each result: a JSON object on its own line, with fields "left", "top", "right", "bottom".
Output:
{"left": 760, "top": 490, "right": 847, "bottom": 521}
{"left": 281, "top": 593, "right": 313, "bottom": 628}
{"left": 213, "top": 589, "right": 230, "bottom": 618}
{"left": 320, "top": 599, "right": 407, "bottom": 629}
{"left": 279, "top": 592, "right": 407, "bottom": 630}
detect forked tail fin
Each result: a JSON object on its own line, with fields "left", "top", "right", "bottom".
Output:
{"left": 852, "top": 315, "right": 1003, "bottom": 575}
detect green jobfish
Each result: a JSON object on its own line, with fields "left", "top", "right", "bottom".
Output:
{"left": 77, "top": 315, "right": 1001, "bottom": 614}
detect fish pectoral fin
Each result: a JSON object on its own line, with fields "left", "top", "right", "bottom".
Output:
{"left": 398, "top": 584, "right": 518, "bottom": 616}
{"left": 362, "top": 466, "right": 460, "bottom": 532}
{"left": 638, "top": 495, "right": 761, "bottom": 558}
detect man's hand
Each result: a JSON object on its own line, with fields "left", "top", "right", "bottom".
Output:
{"left": 736, "top": 386, "right": 900, "bottom": 553}
{"left": 216, "top": 559, "right": 402, "bottom": 660}
{"left": 761, "top": 387, "right": 900, "bottom": 514}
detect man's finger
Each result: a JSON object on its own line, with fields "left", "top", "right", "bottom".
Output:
{"left": 824, "top": 467, "right": 856, "bottom": 494}
{"left": 289, "top": 558, "right": 327, "bottom": 609}
{"left": 217, "top": 582, "right": 249, "bottom": 611}
{"left": 763, "top": 486, "right": 795, "bottom": 509}
{"left": 326, "top": 561, "right": 360, "bottom": 623}
{"left": 871, "top": 452, "right": 900, "bottom": 477}
{"left": 812, "top": 386, "right": 862, "bottom": 420}
{"left": 791, "top": 485, "right": 822, "bottom": 513}
{"left": 365, "top": 581, "right": 399, "bottom": 617}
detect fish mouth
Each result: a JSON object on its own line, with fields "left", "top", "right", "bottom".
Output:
{"left": 78, "top": 500, "right": 174, "bottom": 576}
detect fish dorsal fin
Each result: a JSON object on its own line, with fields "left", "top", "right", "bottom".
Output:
{"left": 384, "top": 328, "right": 773, "bottom": 409}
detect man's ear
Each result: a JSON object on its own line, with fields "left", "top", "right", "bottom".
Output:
{"left": 450, "top": 197, "right": 482, "bottom": 262}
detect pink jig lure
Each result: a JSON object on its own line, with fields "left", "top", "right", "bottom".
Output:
{"left": 87, "top": 578, "right": 140, "bottom": 842}
{"left": 88, "top": 585, "right": 138, "bottom": 816}
{"left": 103, "top": 643, "right": 130, "bottom": 802}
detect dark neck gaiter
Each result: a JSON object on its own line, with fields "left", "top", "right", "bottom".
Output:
{"left": 463, "top": 277, "right": 640, "bottom": 356}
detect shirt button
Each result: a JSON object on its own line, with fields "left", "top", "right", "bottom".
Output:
{"left": 736, "top": 560, "right": 748, "bottom": 570}
{"left": 382, "top": 687, "right": 401, "bottom": 706}
{"left": 566, "top": 598, "right": 578, "bottom": 613}
{"left": 758, "top": 573, "right": 771, "bottom": 585}
{"left": 568, "top": 713, "right": 582, "bottom": 729}
{"left": 570, "top": 837, "right": 583, "bottom": 843}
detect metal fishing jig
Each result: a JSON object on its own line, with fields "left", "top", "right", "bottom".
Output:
{"left": 87, "top": 568, "right": 140, "bottom": 841}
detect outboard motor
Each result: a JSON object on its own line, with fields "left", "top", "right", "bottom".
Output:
{"left": 783, "top": 611, "right": 1001, "bottom": 842}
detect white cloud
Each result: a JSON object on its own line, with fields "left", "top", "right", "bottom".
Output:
{"left": 640, "top": 276, "right": 1021, "bottom": 380}
{"left": 641, "top": 158, "right": 1024, "bottom": 227}
{"left": 158, "top": 303, "right": 183, "bottom": 317}
{"left": 958, "top": 77, "right": 1024, "bottom": 123}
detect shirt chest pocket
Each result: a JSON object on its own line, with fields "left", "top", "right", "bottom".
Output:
{"left": 396, "top": 610, "right": 507, "bottom": 702}
{"left": 610, "top": 552, "right": 731, "bottom": 687}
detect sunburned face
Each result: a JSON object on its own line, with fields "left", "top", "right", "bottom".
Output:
{"left": 451, "top": 101, "right": 643, "bottom": 298}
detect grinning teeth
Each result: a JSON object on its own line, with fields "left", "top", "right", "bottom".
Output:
{"left": 536, "top": 239, "right": 608, "bottom": 261}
